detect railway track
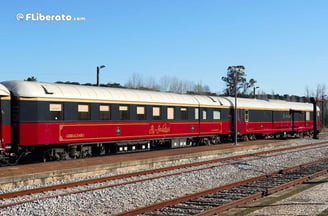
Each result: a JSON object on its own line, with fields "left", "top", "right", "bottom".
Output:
{"left": 114, "top": 159, "right": 328, "bottom": 216}
{"left": 1, "top": 140, "right": 328, "bottom": 212}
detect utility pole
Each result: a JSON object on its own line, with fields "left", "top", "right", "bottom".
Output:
{"left": 96, "top": 65, "right": 106, "bottom": 86}
{"left": 321, "top": 95, "right": 326, "bottom": 128}
{"left": 253, "top": 86, "right": 259, "bottom": 98}
{"left": 310, "top": 97, "right": 318, "bottom": 139}
{"left": 227, "top": 65, "right": 245, "bottom": 145}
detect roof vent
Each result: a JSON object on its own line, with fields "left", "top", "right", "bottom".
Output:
{"left": 208, "top": 96, "right": 223, "bottom": 105}
{"left": 41, "top": 85, "right": 54, "bottom": 95}
{"left": 208, "top": 96, "right": 217, "bottom": 102}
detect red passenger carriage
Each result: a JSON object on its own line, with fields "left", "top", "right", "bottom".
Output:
{"left": 0, "top": 84, "right": 11, "bottom": 158}
{"left": 0, "top": 80, "right": 321, "bottom": 163}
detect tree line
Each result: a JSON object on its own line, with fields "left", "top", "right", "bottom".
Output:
{"left": 125, "top": 73, "right": 211, "bottom": 95}
{"left": 25, "top": 71, "right": 327, "bottom": 102}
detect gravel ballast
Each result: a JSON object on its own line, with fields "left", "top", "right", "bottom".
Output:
{"left": 246, "top": 180, "right": 328, "bottom": 216}
{"left": 1, "top": 138, "right": 328, "bottom": 215}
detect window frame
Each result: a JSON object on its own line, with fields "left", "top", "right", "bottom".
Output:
{"left": 213, "top": 109, "right": 221, "bottom": 120}
{"left": 99, "top": 104, "right": 110, "bottom": 120}
{"left": 119, "top": 105, "right": 129, "bottom": 120}
{"left": 194, "top": 108, "right": 199, "bottom": 120}
{"left": 180, "top": 107, "right": 188, "bottom": 120}
{"left": 136, "top": 105, "right": 146, "bottom": 120}
{"left": 152, "top": 106, "right": 161, "bottom": 120}
{"left": 167, "top": 107, "right": 175, "bottom": 120}
{"left": 78, "top": 104, "right": 91, "bottom": 120}
{"left": 49, "top": 103, "right": 63, "bottom": 120}
{"left": 202, "top": 108, "right": 207, "bottom": 120}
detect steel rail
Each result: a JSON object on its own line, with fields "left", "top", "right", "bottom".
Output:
{"left": 1, "top": 141, "right": 328, "bottom": 210}
{"left": 2, "top": 140, "right": 327, "bottom": 201}
{"left": 114, "top": 158, "right": 328, "bottom": 216}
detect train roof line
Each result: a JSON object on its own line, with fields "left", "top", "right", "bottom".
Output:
{"left": 0, "top": 80, "right": 316, "bottom": 111}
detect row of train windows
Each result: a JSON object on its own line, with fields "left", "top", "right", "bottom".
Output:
{"left": 49, "top": 103, "right": 222, "bottom": 121}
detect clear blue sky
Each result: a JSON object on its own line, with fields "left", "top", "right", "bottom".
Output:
{"left": 1, "top": 0, "right": 327, "bottom": 96}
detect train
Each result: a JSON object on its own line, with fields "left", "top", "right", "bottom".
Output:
{"left": 0, "top": 80, "right": 320, "bottom": 164}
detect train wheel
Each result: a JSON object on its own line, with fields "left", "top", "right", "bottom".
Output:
{"left": 210, "top": 136, "right": 221, "bottom": 145}
{"left": 242, "top": 135, "right": 249, "bottom": 142}
{"left": 42, "top": 152, "right": 50, "bottom": 162}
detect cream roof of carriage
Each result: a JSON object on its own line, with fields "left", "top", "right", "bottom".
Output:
{"left": 1, "top": 81, "right": 317, "bottom": 112}
{"left": 1, "top": 80, "right": 221, "bottom": 106}
{"left": 221, "top": 96, "right": 316, "bottom": 112}
{"left": 0, "top": 84, "right": 10, "bottom": 96}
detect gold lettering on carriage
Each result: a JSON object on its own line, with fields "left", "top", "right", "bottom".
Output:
{"left": 66, "top": 133, "right": 85, "bottom": 138}
{"left": 149, "top": 123, "right": 171, "bottom": 135}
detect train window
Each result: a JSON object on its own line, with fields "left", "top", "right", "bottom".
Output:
{"left": 180, "top": 107, "right": 188, "bottom": 120}
{"left": 119, "top": 105, "right": 129, "bottom": 120}
{"left": 137, "top": 106, "right": 146, "bottom": 120}
{"left": 78, "top": 104, "right": 90, "bottom": 120}
{"left": 152, "top": 106, "right": 161, "bottom": 120}
{"left": 202, "top": 109, "right": 207, "bottom": 120}
{"left": 306, "top": 112, "right": 310, "bottom": 121}
{"left": 195, "top": 108, "right": 199, "bottom": 120}
{"left": 100, "top": 105, "right": 110, "bottom": 120}
{"left": 282, "top": 111, "right": 291, "bottom": 120}
{"left": 1, "top": 110, "right": 3, "bottom": 124}
{"left": 49, "top": 103, "right": 63, "bottom": 120}
{"left": 167, "top": 107, "right": 175, "bottom": 120}
{"left": 244, "top": 110, "right": 249, "bottom": 122}
{"left": 213, "top": 110, "right": 221, "bottom": 120}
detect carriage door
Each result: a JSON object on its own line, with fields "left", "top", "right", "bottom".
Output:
{"left": 290, "top": 109, "right": 295, "bottom": 132}
{"left": 0, "top": 98, "right": 6, "bottom": 149}
{"left": 290, "top": 109, "right": 302, "bottom": 132}
{"left": 0, "top": 99, "right": 2, "bottom": 147}
{"left": 305, "top": 111, "right": 310, "bottom": 127}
